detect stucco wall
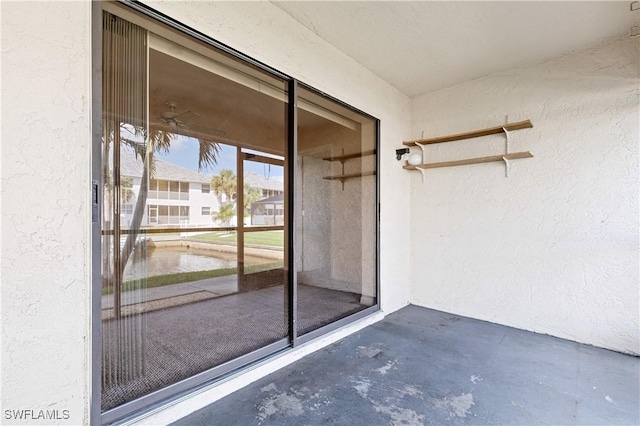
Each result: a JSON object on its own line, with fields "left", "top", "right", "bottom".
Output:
{"left": 409, "top": 37, "right": 639, "bottom": 355}
{"left": 1, "top": 1, "right": 92, "bottom": 424}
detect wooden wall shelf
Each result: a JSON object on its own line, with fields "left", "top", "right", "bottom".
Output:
{"left": 403, "top": 119, "right": 534, "bottom": 179}
{"left": 323, "top": 171, "right": 376, "bottom": 182}
{"left": 403, "top": 119, "right": 533, "bottom": 147}
{"left": 323, "top": 149, "right": 376, "bottom": 189}
{"left": 403, "top": 151, "right": 533, "bottom": 171}
{"left": 322, "top": 149, "right": 376, "bottom": 162}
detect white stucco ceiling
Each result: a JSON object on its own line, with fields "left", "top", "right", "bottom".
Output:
{"left": 271, "top": 1, "right": 636, "bottom": 98}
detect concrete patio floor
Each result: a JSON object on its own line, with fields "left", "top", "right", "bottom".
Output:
{"left": 172, "top": 305, "right": 639, "bottom": 425}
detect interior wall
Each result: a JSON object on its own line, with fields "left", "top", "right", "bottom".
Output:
{"left": 296, "top": 156, "right": 331, "bottom": 284}
{"left": 330, "top": 158, "right": 364, "bottom": 290}
{"left": 144, "top": 0, "right": 413, "bottom": 313}
{"left": 1, "top": 1, "right": 92, "bottom": 424}
{"left": 409, "top": 37, "right": 639, "bottom": 355}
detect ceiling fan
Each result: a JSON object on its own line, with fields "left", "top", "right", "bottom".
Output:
{"left": 154, "top": 100, "right": 226, "bottom": 138}
{"left": 160, "top": 100, "right": 193, "bottom": 129}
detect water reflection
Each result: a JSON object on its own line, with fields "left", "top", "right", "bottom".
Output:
{"left": 123, "top": 245, "right": 274, "bottom": 281}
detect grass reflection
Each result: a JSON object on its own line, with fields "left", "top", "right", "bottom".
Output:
{"left": 103, "top": 262, "right": 282, "bottom": 295}
{"left": 193, "top": 230, "right": 283, "bottom": 247}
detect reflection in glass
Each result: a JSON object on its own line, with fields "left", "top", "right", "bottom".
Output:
{"left": 295, "top": 87, "right": 377, "bottom": 336}
{"left": 101, "top": 10, "right": 288, "bottom": 412}
{"left": 238, "top": 154, "right": 286, "bottom": 291}
{"left": 101, "top": 5, "right": 377, "bottom": 418}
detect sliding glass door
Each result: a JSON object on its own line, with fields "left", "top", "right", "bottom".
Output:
{"left": 99, "top": 3, "right": 377, "bottom": 422}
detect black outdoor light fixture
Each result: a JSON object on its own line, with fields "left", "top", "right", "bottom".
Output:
{"left": 395, "top": 148, "right": 410, "bottom": 160}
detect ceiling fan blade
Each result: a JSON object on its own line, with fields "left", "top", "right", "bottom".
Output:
{"left": 150, "top": 120, "right": 181, "bottom": 131}
{"left": 172, "top": 110, "right": 197, "bottom": 120}
{"left": 186, "top": 123, "right": 226, "bottom": 138}
{"left": 154, "top": 102, "right": 223, "bottom": 139}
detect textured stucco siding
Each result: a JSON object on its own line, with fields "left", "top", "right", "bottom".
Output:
{"left": 1, "top": 1, "right": 92, "bottom": 424}
{"left": 409, "top": 37, "right": 639, "bottom": 355}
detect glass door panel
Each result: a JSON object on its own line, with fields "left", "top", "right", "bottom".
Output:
{"left": 101, "top": 9, "right": 289, "bottom": 414}
{"left": 295, "top": 86, "right": 378, "bottom": 336}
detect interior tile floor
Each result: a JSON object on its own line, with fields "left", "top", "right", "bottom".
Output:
{"left": 172, "top": 305, "right": 639, "bottom": 426}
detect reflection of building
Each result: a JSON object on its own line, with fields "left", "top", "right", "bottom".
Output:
{"left": 244, "top": 172, "right": 284, "bottom": 225}
{"left": 244, "top": 171, "right": 284, "bottom": 199}
{"left": 120, "top": 151, "right": 286, "bottom": 228}
{"left": 251, "top": 193, "right": 284, "bottom": 225}
{"left": 120, "top": 150, "right": 219, "bottom": 227}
